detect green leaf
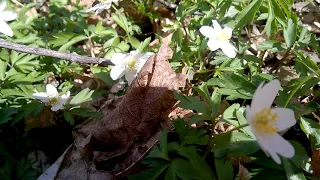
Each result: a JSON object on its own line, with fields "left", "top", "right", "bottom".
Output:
{"left": 213, "top": 132, "right": 260, "bottom": 157}
{"left": 294, "top": 51, "right": 319, "bottom": 76}
{"left": 233, "top": 0, "right": 263, "bottom": 32}
{"left": 264, "top": 0, "right": 277, "bottom": 37}
{"left": 250, "top": 151, "right": 284, "bottom": 171}
{"left": 173, "top": 92, "right": 210, "bottom": 116}
{"left": 256, "top": 40, "right": 285, "bottom": 52}
{"left": 283, "top": 158, "right": 307, "bottom": 180}
{"left": 172, "top": 118, "right": 189, "bottom": 139}
{"left": 128, "top": 35, "right": 140, "bottom": 49}
{"left": 111, "top": 13, "right": 130, "bottom": 34}
{"left": 0, "top": 49, "right": 9, "bottom": 80}
{"left": 146, "top": 129, "right": 170, "bottom": 161}
{"left": 171, "top": 158, "right": 202, "bottom": 180}
{"left": 64, "top": 111, "right": 74, "bottom": 125}
{"left": 70, "top": 88, "right": 95, "bottom": 106}
{"left": 215, "top": 158, "right": 233, "bottom": 180}
{"left": 236, "top": 107, "right": 255, "bottom": 138}
{"left": 300, "top": 117, "right": 320, "bottom": 148}
{"left": 0, "top": 108, "right": 18, "bottom": 125}
{"left": 70, "top": 108, "right": 102, "bottom": 118}
{"left": 283, "top": 18, "right": 297, "bottom": 48}
{"left": 94, "top": 21, "right": 117, "bottom": 36}
{"left": 216, "top": 0, "right": 232, "bottom": 18}
{"left": 172, "top": 145, "right": 216, "bottom": 180}
{"left": 289, "top": 141, "right": 312, "bottom": 173}
{"left": 130, "top": 163, "right": 170, "bottom": 180}
{"left": 222, "top": 103, "right": 240, "bottom": 121}
{"left": 59, "top": 34, "right": 88, "bottom": 52}
{"left": 137, "top": 37, "right": 151, "bottom": 53}
{"left": 195, "top": 83, "right": 221, "bottom": 118}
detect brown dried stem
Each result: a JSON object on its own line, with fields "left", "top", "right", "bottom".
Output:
{"left": 0, "top": 40, "right": 113, "bottom": 66}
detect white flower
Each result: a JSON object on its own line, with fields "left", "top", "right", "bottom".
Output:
{"left": 110, "top": 50, "right": 154, "bottom": 85}
{"left": 199, "top": 20, "right": 237, "bottom": 58}
{"left": 246, "top": 79, "right": 296, "bottom": 164}
{"left": 0, "top": 1, "right": 17, "bottom": 37}
{"left": 86, "top": 0, "right": 119, "bottom": 15}
{"left": 32, "top": 84, "right": 70, "bottom": 111}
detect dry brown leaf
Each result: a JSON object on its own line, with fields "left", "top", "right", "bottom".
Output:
{"left": 238, "top": 163, "right": 251, "bottom": 180}
{"left": 24, "top": 107, "right": 56, "bottom": 132}
{"left": 46, "top": 34, "right": 186, "bottom": 180}
{"left": 311, "top": 149, "right": 320, "bottom": 177}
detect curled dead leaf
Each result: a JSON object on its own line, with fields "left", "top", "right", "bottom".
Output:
{"left": 41, "top": 34, "right": 186, "bottom": 180}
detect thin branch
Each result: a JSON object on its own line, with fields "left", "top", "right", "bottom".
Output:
{"left": 0, "top": 40, "right": 114, "bottom": 66}
{"left": 156, "top": 0, "right": 178, "bottom": 9}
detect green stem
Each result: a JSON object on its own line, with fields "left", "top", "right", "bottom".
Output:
{"left": 283, "top": 69, "right": 320, "bottom": 107}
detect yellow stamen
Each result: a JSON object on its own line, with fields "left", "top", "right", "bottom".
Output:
{"left": 126, "top": 56, "right": 138, "bottom": 72}
{"left": 217, "top": 28, "right": 231, "bottom": 42}
{"left": 252, "top": 108, "right": 278, "bottom": 135}
{"left": 47, "top": 96, "right": 60, "bottom": 106}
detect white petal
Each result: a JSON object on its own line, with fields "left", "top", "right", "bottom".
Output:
{"left": 0, "top": 1, "right": 6, "bottom": 12}
{"left": 113, "top": 0, "right": 119, "bottom": 2}
{"left": 111, "top": 53, "right": 127, "bottom": 65}
{"left": 137, "top": 52, "right": 154, "bottom": 70}
{"left": 250, "top": 80, "right": 281, "bottom": 115}
{"left": 212, "top": 20, "right": 222, "bottom": 32}
{"left": 46, "top": 84, "right": 59, "bottom": 99}
{"left": 207, "top": 38, "right": 219, "bottom": 51}
{"left": 32, "top": 92, "right": 49, "bottom": 103}
{"left": 257, "top": 133, "right": 295, "bottom": 164}
{"left": 110, "top": 64, "right": 125, "bottom": 80}
{"left": 125, "top": 71, "right": 136, "bottom": 85}
{"left": 1, "top": 11, "right": 17, "bottom": 21}
{"left": 130, "top": 50, "right": 140, "bottom": 56}
{"left": 220, "top": 41, "right": 237, "bottom": 58}
{"left": 199, "top": 26, "right": 215, "bottom": 38}
{"left": 0, "top": 20, "right": 13, "bottom": 37}
{"left": 272, "top": 108, "right": 296, "bottom": 131}
{"left": 51, "top": 103, "right": 64, "bottom": 111}
{"left": 59, "top": 91, "right": 70, "bottom": 104}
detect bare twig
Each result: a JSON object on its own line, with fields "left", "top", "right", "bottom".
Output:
{"left": 156, "top": 0, "right": 177, "bottom": 9}
{"left": 0, "top": 40, "right": 114, "bottom": 66}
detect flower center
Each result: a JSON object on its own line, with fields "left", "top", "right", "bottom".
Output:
{"left": 252, "top": 108, "right": 278, "bottom": 135}
{"left": 217, "top": 28, "right": 232, "bottom": 42}
{"left": 125, "top": 56, "right": 138, "bottom": 72}
{"left": 47, "top": 96, "right": 60, "bottom": 106}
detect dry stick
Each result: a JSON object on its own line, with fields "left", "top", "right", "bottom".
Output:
{"left": 0, "top": 40, "right": 114, "bottom": 66}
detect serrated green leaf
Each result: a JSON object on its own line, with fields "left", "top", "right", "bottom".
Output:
{"left": 130, "top": 163, "right": 169, "bottom": 180}
{"left": 70, "top": 88, "right": 95, "bottom": 106}
{"left": 137, "top": 37, "right": 151, "bottom": 53}
{"left": 233, "top": 0, "right": 263, "bottom": 32}
{"left": 128, "top": 35, "right": 140, "bottom": 49}
{"left": 173, "top": 92, "right": 210, "bottom": 116}
{"left": 300, "top": 117, "right": 320, "bottom": 148}
{"left": 284, "top": 18, "right": 297, "bottom": 48}
{"left": 59, "top": 35, "right": 88, "bottom": 52}
{"left": 146, "top": 129, "right": 170, "bottom": 161}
